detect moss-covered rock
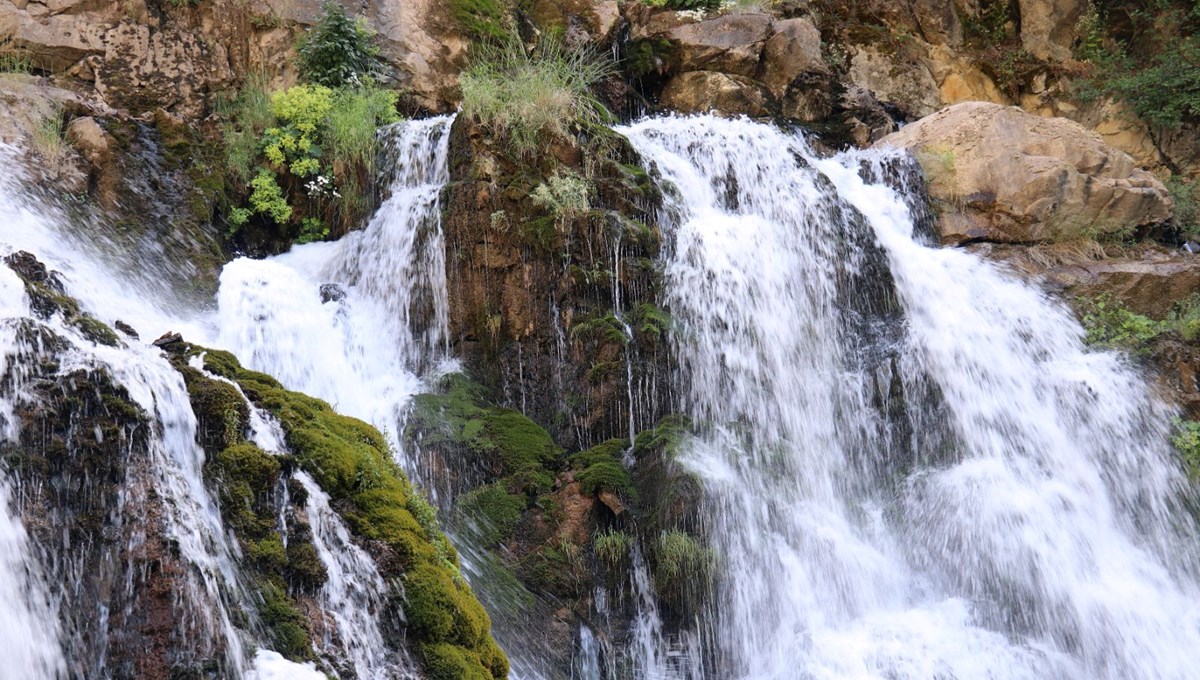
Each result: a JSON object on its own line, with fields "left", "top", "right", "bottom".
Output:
{"left": 174, "top": 344, "right": 507, "bottom": 678}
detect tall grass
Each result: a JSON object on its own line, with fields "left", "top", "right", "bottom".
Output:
{"left": 218, "top": 72, "right": 274, "bottom": 183}
{"left": 459, "top": 36, "right": 613, "bottom": 156}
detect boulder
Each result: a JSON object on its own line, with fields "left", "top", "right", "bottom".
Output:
{"left": 849, "top": 45, "right": 941, "bottom": 119}
{"left": 876, "top": 102, "right": 1173, "bottom": 244}
{"left": 1018, "top": 0, "right": 1085, "bottom": 62}
{"left": 665, "top": 12, "right": 772, "bottom": 78}
{"left": 659, "top": 70, "right": 771, "bottom": 118}
{"left": 760, "top": 17, "right": 827, "bottom": 98}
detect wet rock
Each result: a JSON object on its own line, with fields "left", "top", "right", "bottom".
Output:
{"left": 760, "top": 17, "right": 827, "bottom": 99}
{"left": 666, "top": 12, "right": 773, "bottom": 78}
{"left": 152, "top": 331, "right": 182, "bottom": 347}
{"left": 319, "top": 283, "right": 346, "bottom": 303}
{"left": 660, "top": 70, "right": 771, "bottom": 118}
{"left": 877, "top": 102, "right": 1173, "bottom": 244}
{"left": 113, "top": 320, "right": 138, "bottom": 339}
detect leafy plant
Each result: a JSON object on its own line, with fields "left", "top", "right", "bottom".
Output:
{"left": 459, "top": 36, "right": 613, "bottom": 156}
{"left": 1168, "top": 175, "right": 1200, "bottom": 241}
{"left": 297, "top": 1, "right": 383, "bottom": 88}
{"left": 1172, "top": 419, "right": 1200, "bottom": 477}
{"left": 963, "top": 0, "right": 1012, "bottom": 48}
{"left": 1080, "top": 293, "right": 1163, "bottom": 352}
{"left": 248, "top": 171, "right": 292, "bottom": 224}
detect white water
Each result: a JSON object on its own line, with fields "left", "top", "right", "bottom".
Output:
{"left": 296, "top": 471, "right": 415, "bottom": 679}
{"left": 216, "top": 116, "right": 455, "bottom": 457}
{"left": 621, "top": 115, "right": 1200, "bottom": 679}
{"left": 0, "top": 267, "right": 69, "bottom": 680}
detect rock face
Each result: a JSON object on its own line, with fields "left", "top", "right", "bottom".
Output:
{"left": 631, "top": 9, "right": 832, "bottom": 120}
{"left": 0, "top": 0, "right": 466, "bottom": 116}
{"left": 877, "top": 102, "right": 1173, "bottom": 244}
{"left": 1018, "top": 0, "right": 1085, "bottom": 61}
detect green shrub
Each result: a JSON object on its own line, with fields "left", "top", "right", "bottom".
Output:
{"left": 1169, "top": 175, "right": 1200, "bottom": 240}
{"left": 460, "top": 36, "right": 612, "bottom": 156}
{"left": 963, "top": 0, "right": 1011, "bottom": 48}
{"left": 531, "top": 170, "right": 591, "bottom": 227}
{"left": 297, "top": 0, "right": 383, "bottom": 88}
{"left": 1080, "top": 293, "right": 1163, "bottom": 352}
{"left": 1172, "top": 419, "right": 1200, "bottom": 477}
{"left": 248, "top": 170, "right": 292, "bottom": 224}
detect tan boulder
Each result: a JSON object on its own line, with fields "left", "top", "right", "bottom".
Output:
{"left": 665, "top": 12, "right": 772, "bottom": 78}
{"left": 659, "top": 70, "right": 770, "bottom": 118}
{"left": 760, "top": 17, "right": 826, "bottom": 98}
{"left": 876, "top": 102, "right": 1173, "bottom": 244}
{"left": 849, "top": 45, "right": 941, "bottom": 119}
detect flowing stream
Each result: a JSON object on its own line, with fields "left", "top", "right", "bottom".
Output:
{"left": 2, "top": 109, "right": 1200, "bottom": 679}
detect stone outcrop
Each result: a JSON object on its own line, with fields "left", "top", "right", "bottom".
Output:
{"left": 1018, "top": 0, "right": 1085, "bottom": 61}
{"left": 877, "top": 102, "right": 1173, "bottom": 244}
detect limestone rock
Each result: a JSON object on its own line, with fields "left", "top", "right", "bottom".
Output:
{"left": 912, "top": 0, "right": 963, "bottom": 46}
{"left": 1018, "top": 0, "right": 1085, "bottom": 62}
{"left": 660, "top": 70, "right": 771, "bottom": 118}
{"left": 65, "top": 115, "right": 110, "bottom": 165}
{"left": 877, "top": 102, "right": 1173, "bottom": 243}
{"left": 1068, "top": 254, "right": 1200, "bottom": 320}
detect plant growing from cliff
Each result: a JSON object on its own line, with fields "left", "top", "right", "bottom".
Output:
{"left": 298, "top": 0, "right": 383, "bottom": 88}
{"left": 1168, "top": 175, "right": 1200, "bottom": 241}
{"left": 1080, "top": 293, "right": 1163, "bottom": 353}
{"left": 460, "top": 35, "right": 613, "bottom": 156}
{"left": 593, "top": 528, "right": 631, "bottom": 566}
{"left": 532, "top": 170, "right": 592, "bottom": 229}
{"left": 963, "top": 0, "right": 1012, "bottom": 48}
{"left": 451, "top": 0, "right": 512, "bottom": 43}
{"left": 1074, "top": 1, "right": 1200, "bottom": 129}
{"left": 1172, "top": 419, "right": 1200, "bottom": 477}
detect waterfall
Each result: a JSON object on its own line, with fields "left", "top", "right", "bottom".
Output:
{"left": 620, "top": 115, "right": 1200, "bottom": 679}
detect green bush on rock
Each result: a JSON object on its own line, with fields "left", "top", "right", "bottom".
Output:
{"left": 297, "top": 1, "right": 384, "bottom": 88}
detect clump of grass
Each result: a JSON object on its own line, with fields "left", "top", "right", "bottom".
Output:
{"left": 218, "top": 72, "right": 274, "bottom": 183}
{"left": 0, "top": 16, "right": 32, "bottom": 75}
{"left": 327, "top": 81, "right": 398, "bottom": 168}
{"left": 655, "top": 529, "right": 711, "bottom": 587}
{"left": 593, "top": 528, "right": 631, "bottom": 566}
{"left": 32, "top": 107, "right": 71, "bottom": 169}
{"left": 459, "top": 36, "right": 613, "bottom": 156}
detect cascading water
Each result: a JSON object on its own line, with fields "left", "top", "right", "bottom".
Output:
{"left": 620, "top": 115, "right": 1200, "bottom": 679}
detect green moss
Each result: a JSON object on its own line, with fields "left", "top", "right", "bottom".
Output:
{"left": 454, "top": 484, "right": 525, "bottom": 547}
{"left": 247, "top": 535, "right": 288, "bottom": 573}
{"left": 405, "top": 563, "right": 491, "bottom": 648}
{"left": 258, "top": 582, "right": 311, "bottom": 661}
{"left": 213, "top": 443, "right": 281, "bottom": 537}
{"left": 179, "top": 365, "right": 248, "bottom": 452}
{"left": 182, "top": 346, "right": 506, "bottom": 676}
{"left": 285, "top": 540, "right": 327, "bottom": 590}
{"left": 72, "top": 315, "right": 122, "bottom": 347}
{"left": 421, "top": 643, "right": 493, "bottom": 680}
{"left": 408, "top": 372, "right": 562, "bottom": 483}
{"left": 1173, "top": 419, "right": 1200, "bottom": 478}
{"left": 575, "top": 461, "right": 630, "bottom": 497}
{"left": 450, "top": 0, "right": 511, "bottom": 42}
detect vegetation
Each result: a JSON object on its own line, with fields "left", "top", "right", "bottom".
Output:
{"left": 963, "top": 0, "right": 1012, "bottom": 48}
{"left": 297, "top": 1, "right": 383, "bottom": 88}
{"left": 220, "top": 2, "right": 399, "bottom": 245}
{"left": 1172, "top": 419, "right": 1200, "bottom": 477}
{"left": 570, "top": 439, "right": 633, "bottom": 497}
{"left": 592, "top": 527, "right": 631, "bottom": 566}
{"left": 642, "top": 0, "right": 723, "bottom": 11}
{"left": 181, "top": 347, "right": 506, "bottom": 678}
{"left": 1074, "top": 0, "right": 1200, "bottom": 129}
{"left": 654, "top": 529, "right": 712, "bottom": 591}
{"left": 1168, "top": 175, "right": 1200, "bottom": 241}
{"left": 531, "top": 170, "right": 592, "bottom": 229}
{"left": 1080, "top": 293, "right": 1164, "bottom": 352}
{"left": 459, "top": 36, "right": 613, "bottom": 156}
{"left": 450, "top": 0, "right": 511, "bottom": 43}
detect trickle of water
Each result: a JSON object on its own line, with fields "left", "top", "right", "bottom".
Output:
{"left": 296, "top": 471, "right": 415, "bottom": 679}
{"left": 621, "top": 115, "right": 1200, "bottom": 680}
